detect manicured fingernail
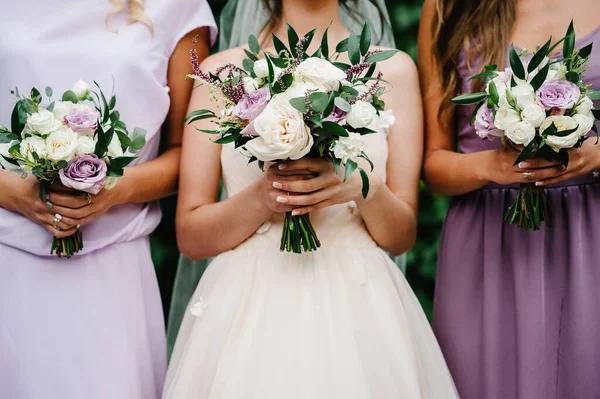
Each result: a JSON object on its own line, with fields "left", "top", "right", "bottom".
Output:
{"left": 518, "top": 162, "right": 530, "bottom": 169}
{"left": 291, "top": 210, "right": 300, "bottom": 216}
{"left": 278, "top": 163, "right": 287, "bottom": 170}
{"left": 276, "top": 196, "right": 288, "bottom": 203}
{"left": 272, "top": 181, "right": 283, "bottom": 189}
{"left": 535, "top": 181, "right": 544, "bottom": 186}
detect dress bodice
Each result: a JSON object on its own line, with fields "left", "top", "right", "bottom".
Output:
{"left": 0, "top": 0, "right": 216, "bottom": 256}
{"left": 220, "top": 129, "right": 390, "bottom": 249}
{"left": 456, "top": 26, "right": 600, "bottom": 186}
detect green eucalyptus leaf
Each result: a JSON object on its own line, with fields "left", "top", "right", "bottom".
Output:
{"left": 289, "top": 97, "right": 308, "bottom": 113}
{"left": 565, "top": 71, "right": 580, "bottom": 83}
{"left": 45, "top": 86, "right": 53, "bottom": 98}
{"left": 46, "top": 101, "right": 55, "bottom": 113}
{"left": 364, "top": 50, "right": 398, "bottom": 63}
{"left": 244, "top": 49, "right": 259, "bottom": 62}
{"left": 308, "top": 92, "right": 329, "bottom": 113}
{"left": 248, "top": 35, "right": 260, "bottom": 54}
{"left": 334, "top": 97, "right": 352, "bottom": 112}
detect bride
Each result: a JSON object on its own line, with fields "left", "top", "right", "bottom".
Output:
{"left": 164, "top": 0, "right": 458, "bottom": 397}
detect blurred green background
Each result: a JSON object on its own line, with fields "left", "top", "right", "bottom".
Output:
{"left": 152, "top": 0, "right": 449, "bottom": 320}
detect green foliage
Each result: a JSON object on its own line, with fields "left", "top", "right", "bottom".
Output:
{"left": 152, "top": 0, "right": 444, "bottom": 322}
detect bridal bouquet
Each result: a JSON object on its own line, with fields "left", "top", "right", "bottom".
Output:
{"left": 187, "top": 23, "right": 397, "bottom": 253}
{"left": 0, "top": 80, "right": 146, "bottom": 257}
{"left": 452, "top": 22, "right": 600, "bottom": 230}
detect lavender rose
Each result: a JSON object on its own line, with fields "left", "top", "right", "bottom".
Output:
{"left": 474, "top": 104, "right": 504, "bottom": 139}
{"left": 323, "top": 106, "right": 347, "bottom": 125}
{"left": 536, "top": 79, "right": 581, "bottom": 111}
{"left": 232, "top": 86, "right": 271, "bottom": 121}
{"left": 65, "top": 107, "right": 100, "bottom": 136}
{"left": 59, "top": 154, "right": 107, "bottom": 195}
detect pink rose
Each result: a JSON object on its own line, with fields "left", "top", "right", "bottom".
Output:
{"left": 65, "top": 108, "right": 100, "bottom": 136}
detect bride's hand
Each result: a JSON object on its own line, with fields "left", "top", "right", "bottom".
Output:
{"left": 271, "top": 158, "right": 380, "bottom": 216}
{"left": 260, "top": 163, "right": 315, "bottom": 214}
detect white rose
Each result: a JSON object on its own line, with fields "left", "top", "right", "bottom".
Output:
{"left": 72, "top": 79, "right": 91, "bottom": 100}
{"left": 20, "top": 135, "right": 48, "bottom": 162}
{"left": 511, "top": 82, "right": 536, "bottom": 109}
{"left": 575, "top": 96, "right": 594, "bottom": 115}
{"left": 107, "top": 135, "right": 124, "bottom": 158}
{"left": 75, "top": 135, "right": 97, "bottom": 155}
{"left": 253, "top": 59, "right": 269, "bottom": 78}
{"left": 25, "top": 110, "right": 62, "bottom": 136}
{"left": 520, "top": 104, "right": 546, "bottom": 128}
{"left": 296, "top": 57, "right": 346, "bottom": 92}
{"left": 331, "top": 133, "right": 365, "bottom": 163}
{"left": 242, "top": 76, "right": 262, "bottom": 94}
{"left": 506, "top": 121, "right": 536, "bottom": 146}
{"left": 541, "top": 116, "right": 579, "bottom": 151}
{"left": 52, "top": 101, "right": 75, "bottom": 121}
{"left": 45, "top": 127, "right": 78, "bottom": 162}
{"left": 573, "top": 113, "right": 595, "bottom": 138}
{"left": 0, "top": 142, "right": 20, "bottom": 171}
{"left": 494, "top": 107, "right": 521, "bottom": 131}
{"left": 346, "top": 101, "right": 377, "bottom": 129}
{"left": 103, "top": 176, "right": 119, "bottom": 190}
{"left": 244, "top": 98, "right": 313, "bottom": 161}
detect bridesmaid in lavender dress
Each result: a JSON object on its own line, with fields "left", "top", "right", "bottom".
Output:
{"left": 419, "top": 0, "right": 600, "bottom": 398}
{"left": 0, "top": 1, "right": 215, "bottom": 398}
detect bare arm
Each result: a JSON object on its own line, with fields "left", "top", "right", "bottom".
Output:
{"left": 0, "top": 28, "right": 212, "bottom": 236}
{"left": 419, "top": 0, "right": 565, "bottom": 196}
{"left": 176, "top": 51, "right": 300, "bottom": 260}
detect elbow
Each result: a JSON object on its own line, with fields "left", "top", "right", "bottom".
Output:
{"left": 176, "top": 215, "right": 210, "bottom": 262}
{"left": 422, "top": 157, "right": 449, "bottom": 196}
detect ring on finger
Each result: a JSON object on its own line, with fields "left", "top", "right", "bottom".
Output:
{"left": 53, "top": 213, "right": 63, "bottom": 230}
{"left": 522, "top": 172, "right": 534, "bottom": 180}
{"left": 85, "top": 193, "right": 92, "bottom": 205}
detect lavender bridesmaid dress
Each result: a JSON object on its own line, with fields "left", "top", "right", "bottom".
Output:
{"left": 434, "top": 27, "right": 600, "bottom": 399}
{"left": 0, "top": 2, "right": 215, "bottom": 398}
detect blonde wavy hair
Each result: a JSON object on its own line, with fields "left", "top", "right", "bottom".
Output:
{"left": 106, "top": 0, "right": 154, "bottom": 36}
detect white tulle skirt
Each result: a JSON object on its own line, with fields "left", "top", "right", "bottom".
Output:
{"left": 164, "top": 243, "right": 458, "bottom": 399}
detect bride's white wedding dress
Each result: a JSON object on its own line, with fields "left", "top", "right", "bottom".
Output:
{"left": 163, "top": 128, "right": 458, "bottom": 398}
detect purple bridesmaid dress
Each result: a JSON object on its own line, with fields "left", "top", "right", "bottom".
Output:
{"left": 434, "top": 27, "right": 600, "bottom": 399}
{"left": 0, "top": 1, "right": 216, "bottom": 398}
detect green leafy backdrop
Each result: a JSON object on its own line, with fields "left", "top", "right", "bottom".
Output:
{"left": 152, "top": 0, "right": 449, "bottom": 320}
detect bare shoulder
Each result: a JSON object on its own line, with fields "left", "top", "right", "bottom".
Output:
{"left": 372, "top": 47, "right": 419, "bottom": 86}
{"left": 198, "top": 46, "right": 248, "bottom": 72}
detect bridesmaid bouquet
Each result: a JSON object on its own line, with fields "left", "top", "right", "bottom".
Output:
{"left": 186, "top": 23, "right": 397, "bottom": 253}
{"left": 0, "top": 80, "right": 146, "bottom": 257}
{"left": 452, "top": 22, "right": 600, "bottom": 230}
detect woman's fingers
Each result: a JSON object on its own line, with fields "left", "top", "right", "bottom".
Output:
{"left": 290, "top": 200, "right": 335, "bottom": 216}
{"left": 43, "top": 223, "right": 78, "bottom": 239}
{"left": 41, "top": 212, "right": 81, "bottom": 230}
{"left": 276, "top": 185, "right": 341, "bottom": 207}
{"left": 44, "top": 202, "right": 96, "bottom": 221}
{"left": 47, "top": 191, "right": 89, "bottom": 209}
{"left": 518, "top": 158, "right": 564, "bottom": 170}
{"left": 272, "top": 174, "right": 339, "bottom": 193}
{"left": 518, "top": 164, "right": 566, "bottom": 182}
{"left": 279, "top": 158, "right": 332, "bottom": 174}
